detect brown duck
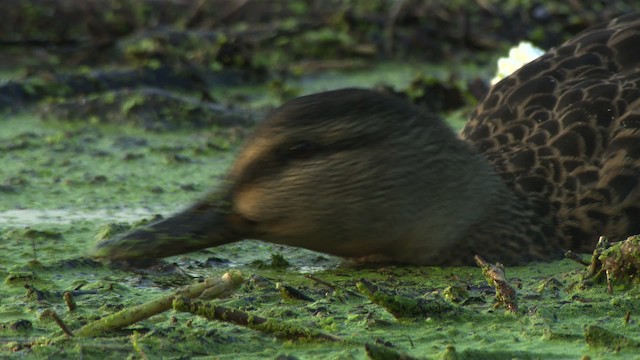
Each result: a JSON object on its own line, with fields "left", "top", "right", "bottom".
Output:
{"left": 91, "top": 13, "right": 640, "bottom": 265}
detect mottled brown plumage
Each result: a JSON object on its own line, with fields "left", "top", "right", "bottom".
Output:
{"left": 91, "top": 13, "right": 640, "bottom": 265}
{"left": 463, "top": 12, "right": 640, "bottom": 254}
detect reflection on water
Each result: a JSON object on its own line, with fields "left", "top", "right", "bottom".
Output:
{"left": 0, "top": 208, "right": 172, "bottom": 225}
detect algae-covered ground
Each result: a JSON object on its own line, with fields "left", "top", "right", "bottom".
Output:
{"left": 3, "top": 2, "right": 640, "bottom": 359}
{"left": 3, "top": 85, "right": 640, "bottom": 359}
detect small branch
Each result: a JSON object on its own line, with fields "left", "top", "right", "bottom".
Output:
{"left": 63, "top": 292, "right": 77, "bottom": 311}
{"left": 24, "top": 284, "right": 46, "bottom": 301}
{"left": 131, "top": 332, "right": 149, "bottom": 360}
{"left": 276, "top": 283, "right": 315, "bottom": 302}
{"left": 584, "top": 236, "right": 610, "bottom": 281}
{"left": 304, "top": 274, "right": 336, "bottom": 289}
{"left": 474, "top": 255, "right": 518, "bottom": 313}
{"left": 356, "top": 279, "right": 455, "bottom": 319}
{"left": 41, "top": 309, "right": 74, "bottom": 337}
{"left": 304, "top": 274, "right": 363, "bottom": 298}
{"left": 172, "top": 297, "right": 340, "bottom": 342}
{"left": 74, "top": 271, "right": 243, "bottom": 337}
{"left": 564, "top": 250, "right": 590, "bottom": 266}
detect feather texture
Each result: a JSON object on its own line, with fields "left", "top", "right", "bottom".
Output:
{"left": 462, "top": 13, "right": 640, "bottom": 253}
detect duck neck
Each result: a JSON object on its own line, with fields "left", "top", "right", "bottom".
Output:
{"left": 394, "top": 136, "right": 561, "bottom": 266}
{"left": 446, "top": 145, "right": 562, "bottom": 265}
{"left": 459, "top": 179, "right": 561, "bottom": 265}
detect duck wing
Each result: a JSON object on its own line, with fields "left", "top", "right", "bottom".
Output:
{"left": 461, "top": 12, "right": 640, "bottom": 251}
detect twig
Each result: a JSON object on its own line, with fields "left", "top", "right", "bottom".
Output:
{"left": 63, "top": 292, "right": 77, "bottom": 311}
{"left": 41, "top": 309, "right": 74, "bottom": 337}
{"left": 304, "top": 274, "right": 336, "bottom": 289}
{"left": 474, "top": 255, "right": 518, "bottom": 313}
{"left": 74, "top": 271, "right": 243, "bottom": 337}
{"left": 131, "top": 332, "right": 149, "bottom": 360}
{"left": 173, "top": 297, "right": 340, "bottom": 342}
{"left": 564, "top": 250, "right": 590, "bottom": 266}
{"left": 584, "top": 236, "right": 609, "bottom": 281}
{"left": 276, "top": 283, "right": 315, "bottom": 302}
{"left": 24, "top": 284, "right": 46, "bottom": 301}
{"left": 304, "top": 274, "right": 363, "bottom": 298}
{"left": 356, "top": 279, "right": 455, "bottom": 319}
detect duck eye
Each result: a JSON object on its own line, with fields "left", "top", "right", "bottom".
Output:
{"left": 281, "top": 140, "right": 317, "bottom": 160}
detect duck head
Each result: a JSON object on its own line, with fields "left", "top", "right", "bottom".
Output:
{"left": 91, "top": 88, "right": 514, "bottom": 265}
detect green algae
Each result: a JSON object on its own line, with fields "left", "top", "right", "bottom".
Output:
{"left": 0, "top": 115, "right": 237, "bottom": 218}
{"left": 584, "top": 324, "right": 640, "bottom": 350}
{"left": 1, "top": 205, "right": 638, "bottom": 360}
{"left": 2, "top": 76, "right": 640, "bottom": 359}
{"left": 356, "top": 279, "right": 457, "bottom": 319}
{"left": 74, "top": 272, "right": 243, "bottom": 337}
{"left": 172, "top": 297, "right": 340, "bottom": 342}
{"left": 475, "top": 256, "right": 518, "bottom": 313}
{"left": 364, "top": 342, "right": 421, "bottom": 359}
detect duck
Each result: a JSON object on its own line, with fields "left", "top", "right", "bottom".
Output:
{"left": 91, "top": 12, "right": 640, "bottom": 266}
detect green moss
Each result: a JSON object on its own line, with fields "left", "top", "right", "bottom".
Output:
{"left": 584, "top": 325, "right": 640, "bottom": 350}
{"left": 4, "top": 271, "right": 38, "bottom": 284}
{"left": 1, "top": 45, "right": 639, "bottom": 360}
{"left": 440, "top": 345, "right": 543, "bottom": 360}
{"left": 270, "top": 253, "right": 291, "bottom": 268}
{"left": 94, "top": 223, "right": 132, "bottom": 242}
{"left": 364, "top": 342, "right": 421, "bottom": 359}
{"left": 172, "top": 297, "right": 338, "bottom": 342}
{"left": 442, "top": 284, "right": 469, "bottom": 303}
{"left": 356, "top": 280, "right": 456, "bottom": 319}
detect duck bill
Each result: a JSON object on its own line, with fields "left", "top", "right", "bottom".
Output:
{"left": 90, "top": 193, "right": 248, "bottom": 260}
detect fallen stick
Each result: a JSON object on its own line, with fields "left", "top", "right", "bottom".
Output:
{"left": 276, "top": 282, "right": 315, "bottom": 302}
{"left": 474, "top": 255, "right": 518, "bottom": 313}
{"left": 63, "top": 291, "right": 77, "bottom": 312}
{"left": 564, "top": 250, "right": 590, "bottom": 266}
{"left": 172, "top": 297, "right": 340, "bottom": 342}
{"left": 74, "top": 271, "right": 243, "bottom": 337}
{"left": 356, "top": 279, "right": 455, "bottom": 319}
{"left": 304, "top": 274, "right": 363, "bottom": 298}
{"left": 41, "top": 309, "right": 74, "bottom": 337}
